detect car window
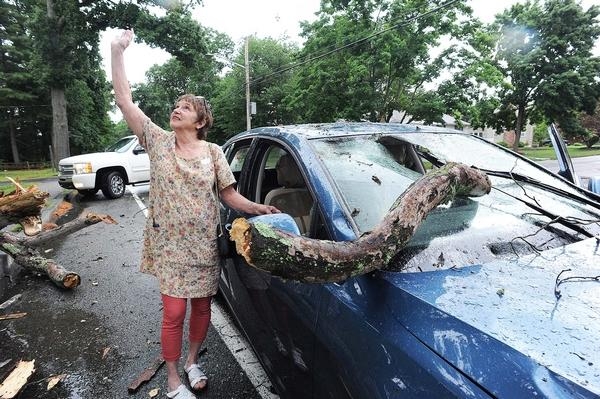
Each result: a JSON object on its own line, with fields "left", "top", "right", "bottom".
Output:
{"left": 228, "top": 146, "right": 250, "bottom": 173}
{"left": 255, "top": 145, "right": 323, "bottom": 238}
{"left": 105, "top": 137, "right": 135, "bottom": 153}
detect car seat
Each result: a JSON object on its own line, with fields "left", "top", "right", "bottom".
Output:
{"left": 264, "top": 154, "right": 313, "bottom": 235}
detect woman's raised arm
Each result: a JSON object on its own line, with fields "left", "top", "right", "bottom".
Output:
{"left": 111, "top": 30, "right": 147, "bottom": 140}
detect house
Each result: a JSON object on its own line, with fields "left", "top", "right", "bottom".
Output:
{"left": 388, "top": 110, "right": 534, "bottom": 146}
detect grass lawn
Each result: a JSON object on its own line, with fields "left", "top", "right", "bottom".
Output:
{"left": 0, "top": 168, "right": 57, "bottom": 194}
{"left": 518, "top": 145, "right": 600, "bottom": 160}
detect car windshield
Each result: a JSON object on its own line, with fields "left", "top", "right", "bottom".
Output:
{"left": 105, "top": 137, "right": 135, "bottom": 153}
{"left": 311, "top": 132, "right": 600, "bottom": 271}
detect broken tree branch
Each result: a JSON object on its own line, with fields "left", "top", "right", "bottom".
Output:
{"left": 230, "top": 162, "right": 491, "bottom": 283}
{"left": 0, "top": 239, "right": 80, "bottom": 289}
{"left": 1, "top": 179, "right": 117, "bottom": 289}
{"left": 22, "top": 213, "right": 117, "bottom": 248}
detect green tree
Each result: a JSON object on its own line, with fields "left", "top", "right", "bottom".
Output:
{"left": 0, "top": 0, "right": 51, "bottom": 164}
{"left": 132, "top": 21, "right": 232, "bottom": 141}
{"left": 26, "top": 0, "right": 206, "bottom": 164}
{"left": 211, "top": 36, "right": 298, "bottom": 140}
{"left": 286, "top": 0, "right": 473, "bottom": 124}
{"left": 489, "top": 0, "right": 600, "bottom": 151}
{"left": 580, "top": 103, "right": 600, "bottom": 148}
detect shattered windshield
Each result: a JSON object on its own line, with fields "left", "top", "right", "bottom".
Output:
{"left": 312, "top": 136, "right": 423, "bottom": 231}
{"left": 311, "top": 132, "right": 600, "bottom": 270}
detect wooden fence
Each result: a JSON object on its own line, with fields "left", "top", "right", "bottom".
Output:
{"left": 0, "top": 161, "right": 52, "bottom": 170}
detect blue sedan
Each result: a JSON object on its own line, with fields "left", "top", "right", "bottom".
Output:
{"left": 218, "top": 122, "right": 600, "bottom": 399}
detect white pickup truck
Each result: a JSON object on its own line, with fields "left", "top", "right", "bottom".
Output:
{"left": 58, "top": 135, "right": 150, "bottom": 199}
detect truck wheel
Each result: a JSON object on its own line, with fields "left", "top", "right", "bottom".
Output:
{"left": 101, "top": 171, "right": 126, "bottom": 199}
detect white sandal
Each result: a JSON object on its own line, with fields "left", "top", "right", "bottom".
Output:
{"left": 166, "top": 384, "right": 196, "bottom": 399}
{"left": 185, "top": 363, "right": 208, "bottom": 391}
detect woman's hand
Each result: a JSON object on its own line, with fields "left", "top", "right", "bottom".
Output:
{"left": 221, "top": 186, "right": 280, "bottom": 215}
{"left": 111, "top": 29, "right": 134, "bottom": 52}
{"left": 255, "top": 204, "right": 281, "bottom": 215}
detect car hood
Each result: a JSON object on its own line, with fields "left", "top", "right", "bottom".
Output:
{"left": 380, "top": 237, "right": 600, "bottom": 397}
{"left": 59, "top": 152, "right": 123, "bottom": 165}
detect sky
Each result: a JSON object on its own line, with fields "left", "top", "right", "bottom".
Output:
{"left": 99, "top": 0, "right": 599, "bottom": 84}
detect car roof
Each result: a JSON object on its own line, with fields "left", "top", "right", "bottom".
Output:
{"left": 228, "top": 122, "right": 468, "bottom": 142}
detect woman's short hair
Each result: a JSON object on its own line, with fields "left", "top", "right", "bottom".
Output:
{"left": 176, "top": 94, "right": 213, "bottom": 140}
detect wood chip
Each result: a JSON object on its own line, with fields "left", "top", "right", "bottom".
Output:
{"left": 101, "top": 347, "right": 110, "bottom": 360}
{"left": 148, "top": 388, "right": 159, "bottom": 397}
{"left": 0, "top": 295, "right": 21, "bottom": 311}
{"left": 127, "top": 356, "right": 164, "bottom": 393}
{"left": 46, "top": 374, "right": 66, "bottom": 391}
{"left": 0, "top": 359, "right": 35, "bottom": 399}
{"left": 0, "top": 313, "right": 27, "bottom": 321}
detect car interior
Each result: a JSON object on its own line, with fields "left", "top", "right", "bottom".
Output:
{"left": 255, "top": 146, "right": 316, "bottom": 236}
{"left": 226, "top": 142, "right": 328, "bottom": 238}
{"left": 264, "top": 153, "right": 314, "bottom": 234}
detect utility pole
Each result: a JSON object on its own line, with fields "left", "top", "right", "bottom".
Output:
{"left": 244, "top": 36, "right": 251, "bottom": 131}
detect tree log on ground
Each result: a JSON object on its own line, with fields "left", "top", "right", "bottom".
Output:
{"left": 230, "top": 162, "right": 491, "bottom": 283}
{"left": 0, "top": 178, "right": 48, "bottom": 235}
{"left": 1, "top": 180, "right": 116, "bottom": 289}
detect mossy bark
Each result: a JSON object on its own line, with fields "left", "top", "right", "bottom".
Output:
{"left": 230, "top": 162, "right": 491, "bottom": 283}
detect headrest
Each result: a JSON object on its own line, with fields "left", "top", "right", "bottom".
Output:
{"left": 276, "top": 154, "right": 305, "bottom": 188}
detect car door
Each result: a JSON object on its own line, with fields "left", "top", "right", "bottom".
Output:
{"left": 128, "top": 142, "right": 150, "bottom": 183}
{"left": 219, "top": 138, "right": 323, "bottom": 398}
{"left": 548, "top": 123, "right": 581, "bottom": 186}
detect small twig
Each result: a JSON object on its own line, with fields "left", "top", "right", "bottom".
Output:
{"left": 5, "top": 177, "right": 25, "bottom": 192}
{"left": 554, "top": 268, "right": 600, "bottom": 299}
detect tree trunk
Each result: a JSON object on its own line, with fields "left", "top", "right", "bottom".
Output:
{"left": 8, "top": 110, "right": 20, "bottom": 164}
{"left": 513, "top": 103, "right": 525, "bottom": 152}
{"left": 50, "top": 87, "right": 70, "bottom": 168}
{"left": 46, "top": 0, "right": 70, "bottom": 167}
{"left": 230, "top": 163, "right": 491, "bottom": 283}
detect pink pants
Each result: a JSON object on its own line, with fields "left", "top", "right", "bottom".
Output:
{"left": 161, "top": 294, "right": 212, "bottom": 362}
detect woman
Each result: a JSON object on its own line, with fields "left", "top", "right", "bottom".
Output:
{"left": 111, "top": 30, "right": 279, "bottom": 399}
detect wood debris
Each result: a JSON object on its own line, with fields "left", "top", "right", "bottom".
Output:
{"left": 127, "top": 356, "right": 165, "bottom": 393}
{"left": 0, "top": 313, "right": 27, "bottom": 321}
{"left": 1, "top": 179, "right": 117, "bottom": 290}
{"left": 0, "top": 295, "right": 21, "bottom": 311}
{"left": 46, "top": 374, "right": 66, "bottom": 391}
{"left": 0, "top": 359, "right": 35, "bottom": 399}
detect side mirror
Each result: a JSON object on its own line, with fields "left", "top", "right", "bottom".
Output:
{"left": 247, "top": 213, "right": 301, "bottom": 236}
{"left": 133, "top": 145, "right": 146, "bottom": 155}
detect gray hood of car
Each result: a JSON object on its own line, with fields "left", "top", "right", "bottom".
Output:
{"left": 384, "top": 237, "right": 600, "bottom": 395}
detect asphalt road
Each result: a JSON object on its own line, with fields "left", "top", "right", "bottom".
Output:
{"left": 0, "top": 180, "right": 271, "bottom": 399}
{"left": 536, "top": 154, "right": 600, "bottom": 180}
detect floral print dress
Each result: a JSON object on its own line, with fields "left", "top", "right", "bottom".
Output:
{"left": 139, "top": 119, "right": 236, "bottom": 298}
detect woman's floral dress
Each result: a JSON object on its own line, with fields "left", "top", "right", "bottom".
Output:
{"left": 139, "top": 119, "right": 236, "bottom": 298}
